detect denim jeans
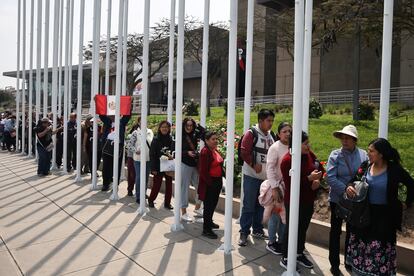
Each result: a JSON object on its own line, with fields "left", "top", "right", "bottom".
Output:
{"left": 180, "top": 163, "right": 200, "bottom": 208}
{"left": 37, "top": 142, "right": 51, "bottom": 175}
{"left": 134, "top": 160, "right": 150, "bottom": 203}
{"left": 268, "top": 212, "right": 285, "bottom": 244}
{"left": 239, "top": 174, "right": 264, "bottom": 235}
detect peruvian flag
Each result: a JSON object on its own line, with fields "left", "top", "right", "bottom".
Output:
{"left": 95, "top": 95, "right": 132, "bottom": 115}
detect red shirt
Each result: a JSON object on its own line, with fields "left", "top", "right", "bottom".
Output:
{"left": 280, "top": 151, "right": 324, "bottom": 205}
{"left": 209, "top": 150, "right": 224, "bottom": 177}
{"left": 198, "top": 146, "right": 223, "bottom": 201}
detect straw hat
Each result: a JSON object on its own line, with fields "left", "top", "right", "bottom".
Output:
{"left": 333, "top": 125, "right": 358, "bottom": 140}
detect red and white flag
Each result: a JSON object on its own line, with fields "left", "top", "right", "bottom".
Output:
{"left": 95, "top": 95, "right": 132, "bottom": 115}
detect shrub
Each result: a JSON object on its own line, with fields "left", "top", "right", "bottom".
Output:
{"left": 358, "top": 101, "right": 375, "bottom": 120}
{"left": 184, "top": 99, "right": 199, "bottom": 116}
{"left": 309, "top": 98, "right": 323, "bottom": 119}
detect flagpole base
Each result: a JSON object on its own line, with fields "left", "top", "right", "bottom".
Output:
{"left": 137, "top": 206, "right": 149, "bottom": 215}
{"left": 170, "top": 223, "right": 184, "bottom": 232}
{"left": 90, "top": 184, "right": 99, "bottom": 191}
{"left": 218, "top": 244, "right": 235, "bottom": 255}
{"left": 281, "top": 270, "right": 300, "bottom": 276}
{"left": 74, "top": 175, "right": 82, "bottom": 183}
{"left": 110, "top": 193, "right": 119, "bottom": 201}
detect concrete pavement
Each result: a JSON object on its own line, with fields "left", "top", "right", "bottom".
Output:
{"left": 0, "top": 151, "right": 354, "bottom": 276}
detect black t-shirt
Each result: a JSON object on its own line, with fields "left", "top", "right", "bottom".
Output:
{"left": 36, "top": 126, "right": 52, "bottom": 147}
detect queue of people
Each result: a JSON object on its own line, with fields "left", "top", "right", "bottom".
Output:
{"left": 2, "top": 106, "right": 413, "bottom": 276}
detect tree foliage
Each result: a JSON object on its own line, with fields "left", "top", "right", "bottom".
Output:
{"left": 252, "top": 0, "right": 414, "bottom": 58}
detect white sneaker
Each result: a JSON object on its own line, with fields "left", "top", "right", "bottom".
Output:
{"left": 181, "top": 213, "right": 193, "bottom": 222}
{"left": 194, "top": 208, "right": 203, "bottom": 216}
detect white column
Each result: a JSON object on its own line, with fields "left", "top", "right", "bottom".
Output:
{"left": 199, "top": 0, "right": 210, "bottom": 128}
{"left": 28, "top": 0, "right": 34, "bottom": 158}
{"left": 75, "top": 0, "right": 86, "bottom": 183}
{"left": 167, "top": 0, "right": 176, "bottom": 124}
{"left": 16, "top": 0, "right": 22, "bottom": 153}
{"left": 283, "top": 0, "right": 305, "bottom": 275}
{"left": 21, "top": 0, "right": 26, "bottom": 156}
{"left": 302, "top": 0, "right": 313, "bottom": 132}
{"left": 104, "top": 0, "right": 112, "bottom": 95}
{"left": 219, "top": 0, "right": 237, "bottom": 255}
{"left": 51, "top": 0, "right": 60, "bottom": 169}
{"left": 110, "top": 0, "right": 124, "bottom": 201}
{"left": 62, "top": 0, "right": 71, "bottom": 174}
{"left": 121, "top": 0, "right": 128, "bottom": 96}
{"left": 90, "top": 0, "right": 102, "bottom": 190}
{"left": 43, "top": 0, "right": 50, "bottom": 116}
{"left": 68, "top": 0, "right": 74, "bottom": 114}
{"left": 57, "top": 0, "right": 64, "bottom": 117}
{"left": 119, "top": 0, "right": 129, "bottom": 182}
{"left": 171, "top": 0, "right": 185, "bottom": 232}
{"left": 138, "top": 0, "right": 150, "bottom": 215}
{"left": 36, "top": 0, "right": 42, "bottom": 157}
{"left": 238, "top": 0, "right": 255, "bottom": 222}
{"left": 378, "top": 0, "right": 394, "bottom": 139}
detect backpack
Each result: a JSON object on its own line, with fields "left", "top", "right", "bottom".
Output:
{"left": 237, "top": 127, "right": 277, "bottom": 166}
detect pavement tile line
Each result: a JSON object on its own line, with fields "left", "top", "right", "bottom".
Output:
{"left": 1, "top": 154, "right": 271, "bottom": 276}
{"left": 1, "top": 157, "right": 156, "bottom": 276}
{"left": 0, "top": 234, "right": 24, "bottom": 275}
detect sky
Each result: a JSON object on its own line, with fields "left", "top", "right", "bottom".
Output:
{"left": 0, "top": 0, "right": 230, "bottom": 89}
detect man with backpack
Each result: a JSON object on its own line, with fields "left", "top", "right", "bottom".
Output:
{"left": 238, "top": 109, "right": 276, "bottom": 246}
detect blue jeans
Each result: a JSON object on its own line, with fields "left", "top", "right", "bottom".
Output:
{"left": 239, "top": 174, "right": 265, "bottom": 235}
{"left": 37, "top": 142, "right": 51, "bottom": 175}
{"left": 268, "top": 213, "right": 285, "bottom": 244}
{"left": 134, "top": 160, "right": 150, "bottom": 203}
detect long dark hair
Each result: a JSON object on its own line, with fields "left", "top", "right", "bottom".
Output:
{"left": 157, "top": 120, "right": 171, "bottom": 136}
{"left": 182, "top": 117, "right": 196, "bottom": 135}
{"left": 369, "top": 138, "right": 401, "bottom": 165}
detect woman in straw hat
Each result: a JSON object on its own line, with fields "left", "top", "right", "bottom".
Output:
{"left": 326, "top": 125, "right": 368, "bottom": 275}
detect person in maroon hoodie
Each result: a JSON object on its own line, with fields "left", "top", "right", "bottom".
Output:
{"left": 198, "top": 131, "right": 224, "bottom": 239}
{"left": 279, "top": 131, "right": 324, "bottom": 270}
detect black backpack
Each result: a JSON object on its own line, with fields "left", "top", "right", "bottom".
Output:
{"left": 237, "top": 127, "right": 277, "bottom": 166}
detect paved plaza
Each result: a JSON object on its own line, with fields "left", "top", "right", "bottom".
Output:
{"left": 0, "top": 151, "right": 354, "bottom": 275}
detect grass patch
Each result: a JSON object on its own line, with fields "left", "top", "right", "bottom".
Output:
{"left": 131, "top": 105, "right": 414, "bottom": 174}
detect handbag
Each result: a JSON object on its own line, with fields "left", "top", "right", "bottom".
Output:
{"left": 102, "top": 139, "right": 123, "bottom": 157}
{"left": 336, "top": 175, "right": 370, "bottom": 228}
{"left": 160, "top": 158, "right": 175, "bottom": 172}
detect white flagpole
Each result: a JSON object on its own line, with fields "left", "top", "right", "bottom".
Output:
{"left": 35, "top": 0, "right": 42, "bottom": 159}
{"left": 28, "top": 0, "right": 35, "bottom": 158}
{"left": 104, "top": 0, "right": 112, "bottom": 95}
{"left": 119, "top": 0, "right": 129, "bottom": 183}
{"left": 16, "top": 0, "right": 22, "bottom": 153}
{"left": 378, "top": 0, "right": 394, "bottom": 139}
{"left": 21, "top": 0, "right": 26, "bottom": 156}
{"left": 51, "top": 0, "right": 60, "bottom": 170}
{"left": 220, "top": 0, "right": 237, "bottom": 254}
{"left": 58, "top": 0, "right": 64, "bottom": 117}
{"left": 167, "top": 0, "right": 175, "bottom": 124}
{"left": 75, "top": 0, "right": 85, "bottom": 183}
{"left": 90, "top": 0, "right": 101, "bottom": 190}
{"left": 43, "top": 0, "right": 50, "bottom": 116}
{"left": 199, "top": 0, "right": 210, "bottom": 129}
{"left": 171, "top": 0, "right": 185, "bottom": 232}
{"left": 302, "top": 0, "right": 313, "bottom": 132}
{"left": 110, "top": 0, "right": 125, "bottom": 201}
{"left": 121, "top": 0, "right": 128, "bottom": 96}
{"left": 138, "top": 0, "right": 150, "bottom": 215}
{"left": 62, "top": 0, "right": 71, "bottom": 174}
{"left": 238, "top": 0, "right": 255, "bottom": 223}
{"left": 283, "top": 0, "right": 305, "bottom": 275}
{"left": 68, "top": 0, "right": 74, "bottom": 115}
